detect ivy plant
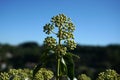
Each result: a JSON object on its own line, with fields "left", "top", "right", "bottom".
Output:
{"left": 78, "top": 74, "right": 91, "bottom": 80}
{"left": 97, "top": 69, "right": 120, "bottom": 80}
{"left": 33, "top": 14, "right": 79, "bottom": 80}
{"left": 0, "top": 68, "right": 53, "bottom": 80}
{"left": 0, "top": 69, "right": 32, "bottom": 80}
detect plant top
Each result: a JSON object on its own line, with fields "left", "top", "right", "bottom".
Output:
{"left": 43, "top": 14, "right": 76, "bottom": 56}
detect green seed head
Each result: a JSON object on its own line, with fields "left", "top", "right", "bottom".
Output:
{"left": 44, "top": 36, "right": 57, "bottom": 49}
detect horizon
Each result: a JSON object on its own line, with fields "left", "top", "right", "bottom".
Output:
{"left": 0, "top": 41, "right": 120, "bottom": 47}
{"left": 0, "top": 0, "right": 120, "bottom": 46}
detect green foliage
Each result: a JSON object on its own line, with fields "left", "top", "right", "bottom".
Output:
{"left": 78, "top": 74, "right": 91, "bottom": 80}
{"left": 63, "top": 53, "right": 75, "bottom": 79}
{"left": 0, "top": 68, "right": 53, "bottom": 80}
{"left": 59, "top": 57, "right": 67, "bottom": 75}
{"left": 97, "top": 69, "right": 120, "bottom": 80}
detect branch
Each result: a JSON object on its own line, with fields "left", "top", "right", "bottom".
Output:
{"left": 51, "top": 31, "right": 57, "bottom": 35}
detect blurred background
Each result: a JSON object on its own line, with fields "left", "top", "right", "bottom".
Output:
{"left": 0, "top": 0, "right": 120, "bottom": 79}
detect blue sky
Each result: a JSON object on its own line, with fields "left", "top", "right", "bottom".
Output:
{"left": 0, "top": 0, "right": 120, "bottom": 46}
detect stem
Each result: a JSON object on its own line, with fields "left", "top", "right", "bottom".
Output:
{"left": 51, "top": 30, "right": 57, "bottom": 35}
{"left": 56, "top": 26, "right": 61, "bottom": 80}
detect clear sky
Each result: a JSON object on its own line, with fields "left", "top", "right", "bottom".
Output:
{"left": 0, "top": 0, "right": 120, "bottom": 46}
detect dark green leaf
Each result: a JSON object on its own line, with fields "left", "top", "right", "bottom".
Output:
{"left": 40, "top": 49, "right": 55, "bottom": 66}
{"left": 70, "top": 53, "right": 80, "bottom": 59}
{"left": 63, "top": 53, "right": 75, "bottom": 80}
{"left": 32, "top": 63, "right": 42, "bottom": 79}
{"left": 60, "top": 57, "right": 67, "bottom": 76}
{"left": 33, "top": 49, "right": 55, "bottom": 79}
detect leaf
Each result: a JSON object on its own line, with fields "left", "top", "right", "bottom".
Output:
{"left": 32, "top": 63, "right": 42, "bottom": 79}
{"left": 40, "top": 52, "right": 48, "bottom": 63}
{"left": 33, "top": 49, "right": 55, "bottom": 79}
{"left": 60, "top": 57, "right": 67, "bottom": 76}
{"left": 40, "top": 49, "right": 55, "bottom": 66}
{"left": 45, "top": 53, "right": 56, "bottom": 68}
{"left": 63, "top": 53, "right": 75, "bottom": 80}
{"left": 70, "top": 53, "right": 80, "bottom": 59}
{"left": 66, "top": 52, "right": 80, "bottom": 59}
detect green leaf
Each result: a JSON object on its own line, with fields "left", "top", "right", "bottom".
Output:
{"left": 33, "top": 50, "right": 55, "bottom": 79}
{"left": 40, "top": 49, "right": 55, "bottom": 66}
{"left": 69, "top": 53, "right": 80, "bottom": 59}
{"left": 60, "top": 57, "right": 67, "bottom": 76}
{"left": 63, "top": 53, "right": 75, "bottom": 80}
{"left": 40, "top": 52, "right": 48, "bottom": 63}
{"left": 32, "top": 63, "right": 42, "bottom": 79}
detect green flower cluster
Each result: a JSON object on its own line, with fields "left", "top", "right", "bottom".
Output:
{"left": 55, "top": 45, "right": 67, "bottom": 55}
{"left": 34, "top": 68, "right": 53, "bottom": 80}
{"left": 51, "top": 14, "right": 75, "bottom": 32}
{"left": 43, "top": 23, "right": 54, "bottom": 35}
{"left": 67, "top": 22, "right": 75, "bottom": 32}
{"left": 43, "top": 14, "right": 76, "bottom": 55}
{"left": 44, "top": 37, "right": 57, "bottom": 49}
{"left": 0, "top": 68, "right": 54, "bottom": 80}
{"left": 0, "top": 69, "right": 32, "bottom": 80}
{"left": 78, "top": 74, "right": 91, "bottom": 80}
{"left": 0, "top": 72, "right": 9, "bottom": 80}
{"left": 57, "top": 31, "right": 74, "bottom": 40}
{"left": 65, "top": 40, "right": 76, "bottom": 50}
{"left": 97, "top": 69, "right": 120, "bottom": 80}
{"left": 51, "top": 14, "right": 67, "bottom": 27}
